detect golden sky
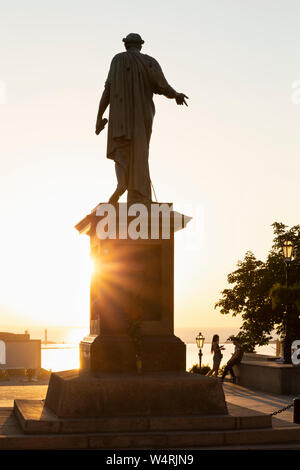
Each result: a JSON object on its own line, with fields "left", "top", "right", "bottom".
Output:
{"left": 0, "top": 0, "right": 299, "bottom": 332}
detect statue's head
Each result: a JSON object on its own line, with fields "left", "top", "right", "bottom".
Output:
{"left": 122, "top": 33, "right": 144, "bottom": 51}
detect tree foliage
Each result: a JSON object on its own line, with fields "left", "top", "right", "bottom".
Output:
{"left": 271, "top": 282, "right": 300, "bottom": 311}
{"left": 188, "top": 364, "right": 211, "bottom": 375}
{"left": 215, "top": 222, "right": 300, "bottom": 352}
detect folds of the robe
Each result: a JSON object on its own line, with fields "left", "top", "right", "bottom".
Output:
{"left": 105, "top": 49, "right": 177, "bottom": 200}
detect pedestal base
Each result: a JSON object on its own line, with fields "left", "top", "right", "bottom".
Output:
{"left": 80, "top": 335, "right": 186, "bottom": 373}
{"left": 44, "top": 370, "right": 228, "bottom": 419}
{"left": 14, "top": 399, "right": 272, "bottom": 437}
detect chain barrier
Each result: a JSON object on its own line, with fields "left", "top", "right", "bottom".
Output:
{"left": 271, "top": 402, "right": 294, "bottom": 416}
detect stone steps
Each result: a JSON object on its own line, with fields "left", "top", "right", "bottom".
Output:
{"left": 14, "top": 400, "right": 272, "bottom": 435}
{"left": 2, "top": 400, "right": 298, "bottom": 450}
{"left": 1, "top": 425, "right": 300, "bottom": 450}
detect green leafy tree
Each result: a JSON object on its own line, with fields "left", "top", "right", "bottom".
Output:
{"left": 215, "top": 222, "right": 300, "bottom": 353}
{"left": 271, "top": 282, "right": 300, "bottom": 311}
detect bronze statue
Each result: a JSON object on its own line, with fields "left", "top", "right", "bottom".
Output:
{"left": 95, "top": 33, "right": 188, "bottom": 204}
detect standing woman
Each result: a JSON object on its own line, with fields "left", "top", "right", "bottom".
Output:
{"left": 206, "top": 334, "right": 224, "bottom": 377}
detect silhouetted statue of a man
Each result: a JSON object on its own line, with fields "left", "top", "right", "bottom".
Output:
{"left": 95, "top": 33, "right": 188, "bottom": 204}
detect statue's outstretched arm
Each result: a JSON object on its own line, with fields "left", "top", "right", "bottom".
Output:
{"left": 151, "top": 59, "right": 188, "bottom": 106}
{"left": 158, "top": 83, "right": 188, "bottom": 106}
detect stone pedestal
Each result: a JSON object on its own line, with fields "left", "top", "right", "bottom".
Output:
{"left": 76, "top": 202, "right": 189, "bottom": 373}
{"left": 80, "top": 334, "right": 185, "bottom": 373}
{"left": 45, "top": 371, "right": 228, "bottom": 419}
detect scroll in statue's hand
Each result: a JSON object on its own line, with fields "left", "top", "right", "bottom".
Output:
{"left": 176, "top": 93, "right": 189, "bottom": 106}
{"left": 95, "top": 118, "right": 108, "bottom": 135}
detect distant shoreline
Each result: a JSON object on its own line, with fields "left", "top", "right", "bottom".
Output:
{"left": 1, "top": 325, "right": 280, "bottom": 346}
{"left": 174, "top": 327, "right": 279, "bottom": 345}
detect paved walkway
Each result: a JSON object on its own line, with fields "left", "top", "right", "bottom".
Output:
{"left": 222, "top": 381, "right": 296, "bottom": 427}
{"left": 0, "top": 378, "right": 48, "bottom": 407}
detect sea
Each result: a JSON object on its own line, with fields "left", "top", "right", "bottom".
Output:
{"left": 37, "top": 326, "right": 279, "bottom": 372}
{"left": 41, "top": 342, "right": 277, "bottom": 372}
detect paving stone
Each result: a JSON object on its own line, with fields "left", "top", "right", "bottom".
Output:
{"left": 224, "top": 427, "right": 300, "bottom": 446}
{"left": 0, "top": 434, "right": 88, "bottom": 450}
{"left": 89, "top": 432, "right": 168, "bottom": 449}
{"left": 166, "top": 430, "right": 225, "bottom": 448}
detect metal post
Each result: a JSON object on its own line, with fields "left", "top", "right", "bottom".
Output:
{"left": 198, "top": 349, "right": 202, "bottom": 370}
{"left": 294, "top": 398, "right": 300, "bottom": 423}
{"left": 284, "top": 262, "right": 292, "bottom": 363}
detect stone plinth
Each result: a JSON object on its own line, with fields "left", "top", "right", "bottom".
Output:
{"left": 75, "top": 202, "right": 190, "bottom": 373}
{"left": 44, "top": 370, "right": 228, "bottom": 419}
{"left": 80, "top": 334, "right": 185, "bottom": 373}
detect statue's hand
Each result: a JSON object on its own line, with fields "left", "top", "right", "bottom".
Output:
{"left": 176, "top": 93, "right": 189, "bottom": 106}
{"left": 95, "top": 118, "right": 108, "bottom": 135}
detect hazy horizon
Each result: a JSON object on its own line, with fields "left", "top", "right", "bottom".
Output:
{"left": 0, "top": 323, "right": 250, "bottom": 344}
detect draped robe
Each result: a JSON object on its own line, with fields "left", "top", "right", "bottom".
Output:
{"left": 104, "top": 49, "right": 178, "bottom": 201}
